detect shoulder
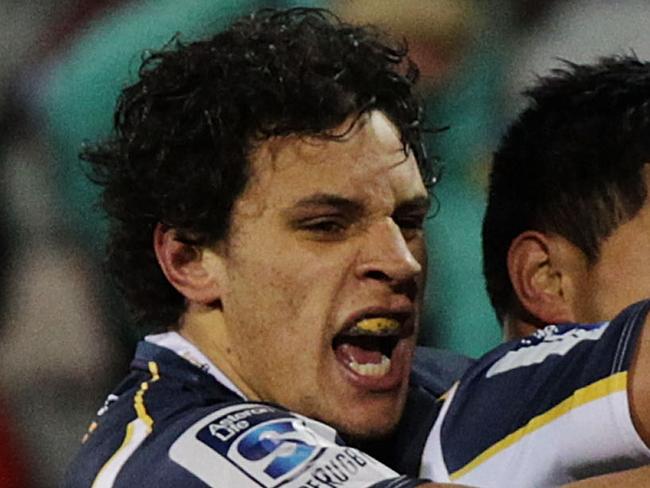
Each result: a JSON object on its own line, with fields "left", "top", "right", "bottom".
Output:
{"left": 92, "top": 401, "right": 400, "bottom": 487}
{"left": 422, "top": 300, "right": 650, "bottom": 486}
{"left": 65, "top": 341, "right": 246, "bottom": 487}
{"left": 451, "top": 299, "right": 650, "bottom": 442}
{"left": 66, "top": 356, "right": 401, "bottom": 487}
{"left": 471, "top": 298, "right": 650, "bottom": 391}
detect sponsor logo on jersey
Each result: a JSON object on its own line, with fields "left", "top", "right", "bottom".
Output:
{"left": 170, "top": 403, "right": 397, "bottom": 487}
{"left": 197, "top": 406, "right": 320, "bottom": 485}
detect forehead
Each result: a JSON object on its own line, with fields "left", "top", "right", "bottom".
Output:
{"left": 241, "top": 111, "right": 427, "bottom": 210}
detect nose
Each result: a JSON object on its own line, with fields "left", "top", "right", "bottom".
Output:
{"left": 355, "top": 219, "right": 423, "bottom": 286}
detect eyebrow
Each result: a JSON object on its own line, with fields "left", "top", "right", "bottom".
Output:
{"left": 290, "top": 193, "right": 364, "bottom": 212}
{"left": 287, "top": 193, "right": 431, "bottom": 213}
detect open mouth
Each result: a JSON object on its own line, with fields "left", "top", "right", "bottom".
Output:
{"left": 332, "top": 317, "right": 406, "bottom": 380}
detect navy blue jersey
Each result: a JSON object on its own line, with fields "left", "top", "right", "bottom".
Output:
{"left": 64, "top": 339, "right": 437, "bottom": 487}
{"left": 411, "top": 346, "right": 475, "bottom": 397}
{"left": 417, "top": 300, "right": 650, "bottom": 487}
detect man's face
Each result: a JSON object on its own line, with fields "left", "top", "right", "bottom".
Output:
{"left": 213, "top": 111, "right": 429, "bottom": 438}
{"left": 572, "top": 167, "right": 650, "bottom": 322}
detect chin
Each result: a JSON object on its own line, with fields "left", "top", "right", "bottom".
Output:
{"left": 352, "top": 420, "right": 398, "bottom": 441}
{"left": 328, "top": 403, "right": 403, "bottom": 441}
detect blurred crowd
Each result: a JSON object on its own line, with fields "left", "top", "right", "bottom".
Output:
{"left": 2, "top": 0, "right": 649, "bottom": 486}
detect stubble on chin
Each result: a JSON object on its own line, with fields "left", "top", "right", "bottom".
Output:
{"left": 321, "top": 397, "right": 405, "bottom": 444}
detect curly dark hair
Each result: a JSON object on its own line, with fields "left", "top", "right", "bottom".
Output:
{"left": 483, "top": 54, "right": 650, "bottom": 323}
{"left": 84, "top": 7, "right": 434, "bottom": 330}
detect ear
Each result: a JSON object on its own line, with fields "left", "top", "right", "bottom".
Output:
{"left": 153, "top": 223, "right": 224, "bottom": 305}
{"left": 507, "top": 231, "right": 577, "bottom": 326}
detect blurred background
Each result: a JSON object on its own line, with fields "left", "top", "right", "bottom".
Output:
{"left": 2, "top": 0, "right": 650, "bottom": 485}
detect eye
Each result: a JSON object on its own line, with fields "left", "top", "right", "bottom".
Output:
{"left": 395, "top": 215, "right": 425, "bottom": 229}
{"left": 298, "top": 217, "right": 349, "bottom": 239}
{"left": 393, "top": 214, "right": 424, "bottom": 229}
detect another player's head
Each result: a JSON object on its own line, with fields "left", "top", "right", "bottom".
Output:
{"left": 85, "top": 8, "right": 434, "bottom": 439}
{"left": 483, "top": 55, "right": 650, "bottom": 338}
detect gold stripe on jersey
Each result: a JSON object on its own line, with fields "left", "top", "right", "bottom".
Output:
{"left": 450, "top": 371, "right": 627, "bottom": 481}
{"left": 91, "top": 361, "right": 161, "bottom": 487}
{"left": 134, "top": 361, "right": 160, "bottom": 428}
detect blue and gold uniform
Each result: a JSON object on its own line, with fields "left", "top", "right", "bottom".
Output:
{"left": 63, "top": 334, "right": 455, "bottom": 488}
{"left": 65, "top": 300, "right": 650, "bottom": 487}
{"left": 417, "top": 299, "right": 650, "bottom": 487}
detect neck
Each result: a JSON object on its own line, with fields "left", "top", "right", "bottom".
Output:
{"left": 178, "top": 306, "right": 261, "bottom": 401}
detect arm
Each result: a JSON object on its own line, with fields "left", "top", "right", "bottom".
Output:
{"left": 420, "top": 301, "right": 650, "bottom": 487}
{"left": 420, "top": 482, "right": 471, "bottom": 488}
{"left": 561, "top": 465, "right": 650, "bottom": 487}
{"left": 370, "top": 476, "right": 475, "bottom": 487}
{"left": 419, "top": 484, "right": 474, "bottom": 487}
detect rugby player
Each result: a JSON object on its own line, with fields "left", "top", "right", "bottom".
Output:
{"left": 62, "top": 6, "right": 650, "bottom": 486}
{"left": 63, "top": 7, "right": 466, "bottom": 487}
{"left": 406, "top": 55, "right": 650, "bottom": 487}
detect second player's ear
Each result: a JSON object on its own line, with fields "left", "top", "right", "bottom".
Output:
{"left": 507, "top": 231, "right": 577, "bottom": 325}
{"left": 153, "top": 223, "right": 225, "bottom": 305}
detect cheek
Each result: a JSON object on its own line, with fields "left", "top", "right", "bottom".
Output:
{"left": 589, "top": 219, "right": 650, "bottom": 317}
{"left": 228, "top": 250, "right": 342, "bottom": 330}
{"left": 604, "top": 267, "right": 650, "bottom": 312}
{"left": 584, "top": 253, "right": 650, "bottom": 321}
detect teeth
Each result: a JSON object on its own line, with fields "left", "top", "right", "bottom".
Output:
{"left": 348, "top": 355, "right": 391, "bottom": 377}
{"left": 352, "top": 317, "right": 400, "bottom": 335}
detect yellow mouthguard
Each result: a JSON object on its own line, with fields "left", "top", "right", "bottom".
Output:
{"left": 355, "top": 317, "right": 400, "bottom": 334}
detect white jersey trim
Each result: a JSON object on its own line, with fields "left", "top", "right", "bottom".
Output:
{"left": 423, "top": 372, "right": 650, "bottom": 488}
{"left": 486, "top": 324, "right": 607, "bottom": 378}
